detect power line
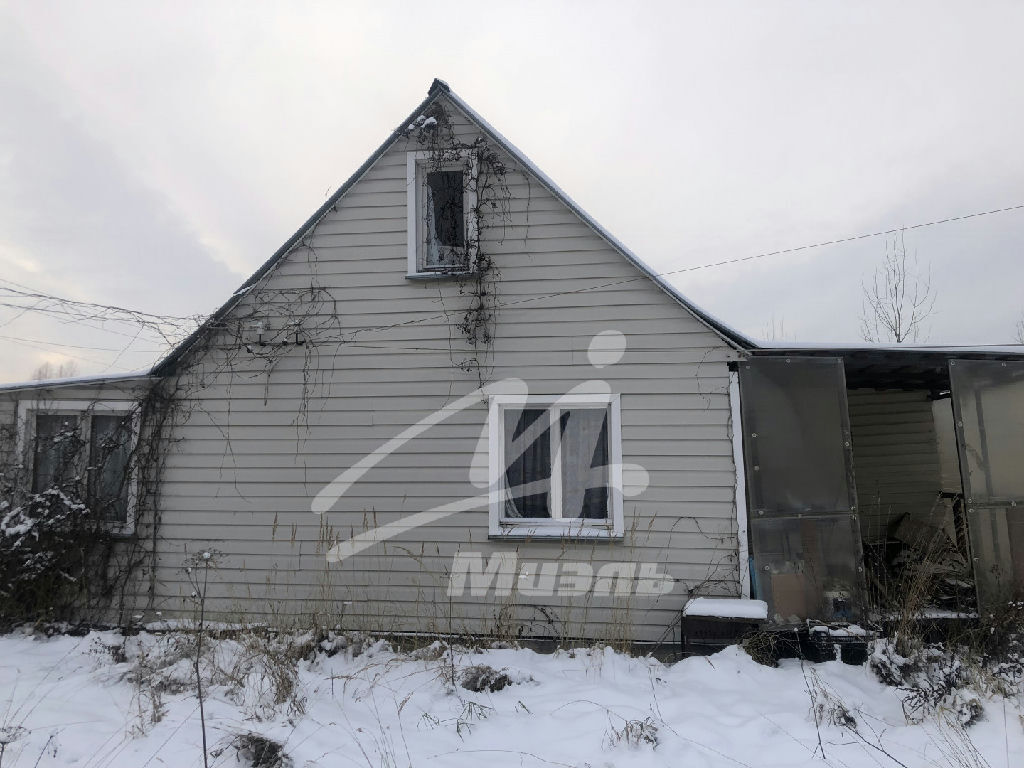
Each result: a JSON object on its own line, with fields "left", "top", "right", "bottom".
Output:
{"left": 0, "top": 277, "right": 195, "bottom": 322}
{"left": 338, "top": 201, "right": 1024, "bottom": 344}
{"left": 657, "top": 202, "right": 1024, "bottom": 278}
{"left": 0, "top": 336, "right": 111, "bottom": 367}
{"left": 0, "top": 333, "right": 164, "bottom": 354}
{"left": 0, "top": 279, "right": 200, "bottom": 346}
{"left": 3, "top": 199, "right": 1023, "bottom": 355}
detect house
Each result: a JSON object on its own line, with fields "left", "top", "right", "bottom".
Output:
{"left": 2, "top": 80, "right": 1023, "bottom": 647}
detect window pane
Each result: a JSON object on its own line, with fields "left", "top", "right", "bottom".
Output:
{"left": 32, "top": 414, "right": 81, "bottom": 493}
{"left": 503, "top": 408, "right": 551, "bottom": 518}
{"left": 89, "top": 414, "right": 131, "bottom": 523}
{"left": 559, "top": 409, "right": 609, "bottom": 519}
{"left": 426, "top": 170, "right": 464, "bottom": 249}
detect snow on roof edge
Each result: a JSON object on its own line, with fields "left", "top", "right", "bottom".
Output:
{"left": 0, "top": 371, "right": 154, "bottom": 394}
{"left": 751, "top": 341, "right": 1024, "bottom": 356}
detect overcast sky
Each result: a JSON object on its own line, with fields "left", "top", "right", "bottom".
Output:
{"left": 2, "top": 1, "right": 1023, "bottom": 383}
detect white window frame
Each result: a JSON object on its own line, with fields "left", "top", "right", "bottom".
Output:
{"left": 488, "top": 393, "right": 624, "bottom": 539}
{"left": 15, "top": 399, "right": 141, "bottom": 534}
{"left": 406, "top": 150, "right": 479, "bottom": 277}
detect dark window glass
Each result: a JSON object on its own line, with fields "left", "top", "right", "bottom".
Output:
{"left": 426, "top": 170, "right": 464, "bottom": 248}
{"left": 559, "top": 409, "right": 609, "bottom": 519}
{"left": 503, "top": 408, "right": 551, "bottom": 518}
{"left": 32, "top": 414, "right": 81, "bottom": 493}
{"left": 88, "top": 414, "right": 131, "bottom": 523}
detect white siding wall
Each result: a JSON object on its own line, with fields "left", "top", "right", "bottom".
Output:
{"left": 144, "top": 99, "right": 744, "bottom": 644}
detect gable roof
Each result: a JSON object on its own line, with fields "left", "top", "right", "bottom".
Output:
{"left": 154, "top": 79, "right": 755, "bottom": 375}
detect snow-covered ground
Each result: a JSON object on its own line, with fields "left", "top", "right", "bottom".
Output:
{"left": 0, "top": 628, "right": 1021, "bottom": 767}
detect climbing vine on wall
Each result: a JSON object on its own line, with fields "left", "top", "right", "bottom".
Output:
{"left": 406, "top": 100, "right": 512, "bottom": 384}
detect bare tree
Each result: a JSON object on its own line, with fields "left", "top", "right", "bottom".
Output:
{"left": 860, "top": 230, "right": 936, "bottom": 344}
{"left": 31, "top": 360, "right": 79, "bottom": 381}
{"left": 1014, "top": 316, "right": 1024, "bottom": 345}
{"left": 761, "top": 314, "right": 790, "bottom": 342}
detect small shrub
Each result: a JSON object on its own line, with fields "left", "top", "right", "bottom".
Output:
{"left": 870, "top": 640, "right": 984, "bottom": 726}
{"left": 743, "top": 630, "right": 798, "bottom": 667}
{"left": 807, "top": 672, "right": 858, "bottom": 730}
{"left": 0, "top": 725, "right": 27, "bottom": 751}
{"left": 605, "top": 717, "right": 659, "bottom": 748}
{"left": 228, "top": 733, "right": 292, "bottom": 768}
{"left": 0, "top": 490, "right": 115, "bottom": 625}
{"left": 223, "top": 631, "right": 308, "bottom": 720}
{"left": 455, "top": 700, "right": 493, "bottom": 738}
{"left": 459, "top": 664, "right": 511, "bottom": 693}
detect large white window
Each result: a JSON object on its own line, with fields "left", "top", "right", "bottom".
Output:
{"left": 406, "top": 150, "right": 478, "bottom": 276}
{"left": 488, "top": 394, "right": 623, "bottom": 539}
{"left": 17, "top": 401, "right": 138, "bottom": 529}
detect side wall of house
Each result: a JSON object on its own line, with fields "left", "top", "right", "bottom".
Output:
{"left": 143, "top": 98, "right": 744, "bottom": 645}
{"left": 848, "top": 388, "right": 945, "bottom": 543}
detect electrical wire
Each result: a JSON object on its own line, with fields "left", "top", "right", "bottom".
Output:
{"left": 2, "top": 199, "right": 1023, "bottom": 355}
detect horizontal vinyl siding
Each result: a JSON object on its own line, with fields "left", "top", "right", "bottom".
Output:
{"left": 848, "top": 389, "right": 944, "bottom": 542}
{"left": 144, "top": 98, "right": 743, "bottom": 643}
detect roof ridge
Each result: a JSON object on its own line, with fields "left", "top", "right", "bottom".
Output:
{"left": 154, "top": 79, "right": 754, "bottom": 377}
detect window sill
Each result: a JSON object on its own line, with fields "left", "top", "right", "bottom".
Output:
{"left": 405, "top": 272, "right": 473, "bottom": 281}
{"left": 489, "top": 524, "right": 622, "bottom": 542}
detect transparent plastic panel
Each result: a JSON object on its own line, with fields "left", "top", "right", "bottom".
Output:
{"left": 951, "top": 359, "right": 1024, "bottom": 504}
{"left": 966, "top": 506, "right": 1024, "bottom": 605}
{"left": 740, "top": 357, "right": 854, "bottom": 514}
{"left": 751, "top": 515, "right": 863, "bottom": 624}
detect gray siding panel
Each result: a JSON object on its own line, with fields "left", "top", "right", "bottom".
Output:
{"left": 848, "top": 388, "right": 945, "bottom": 542}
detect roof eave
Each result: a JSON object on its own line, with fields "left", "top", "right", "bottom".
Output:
{"left": 0, "top": 372, "right": 157, "bottom": 395}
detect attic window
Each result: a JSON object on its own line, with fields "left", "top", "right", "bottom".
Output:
{"left": 407, "top": 151, "right": 478, "bottom": 276}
